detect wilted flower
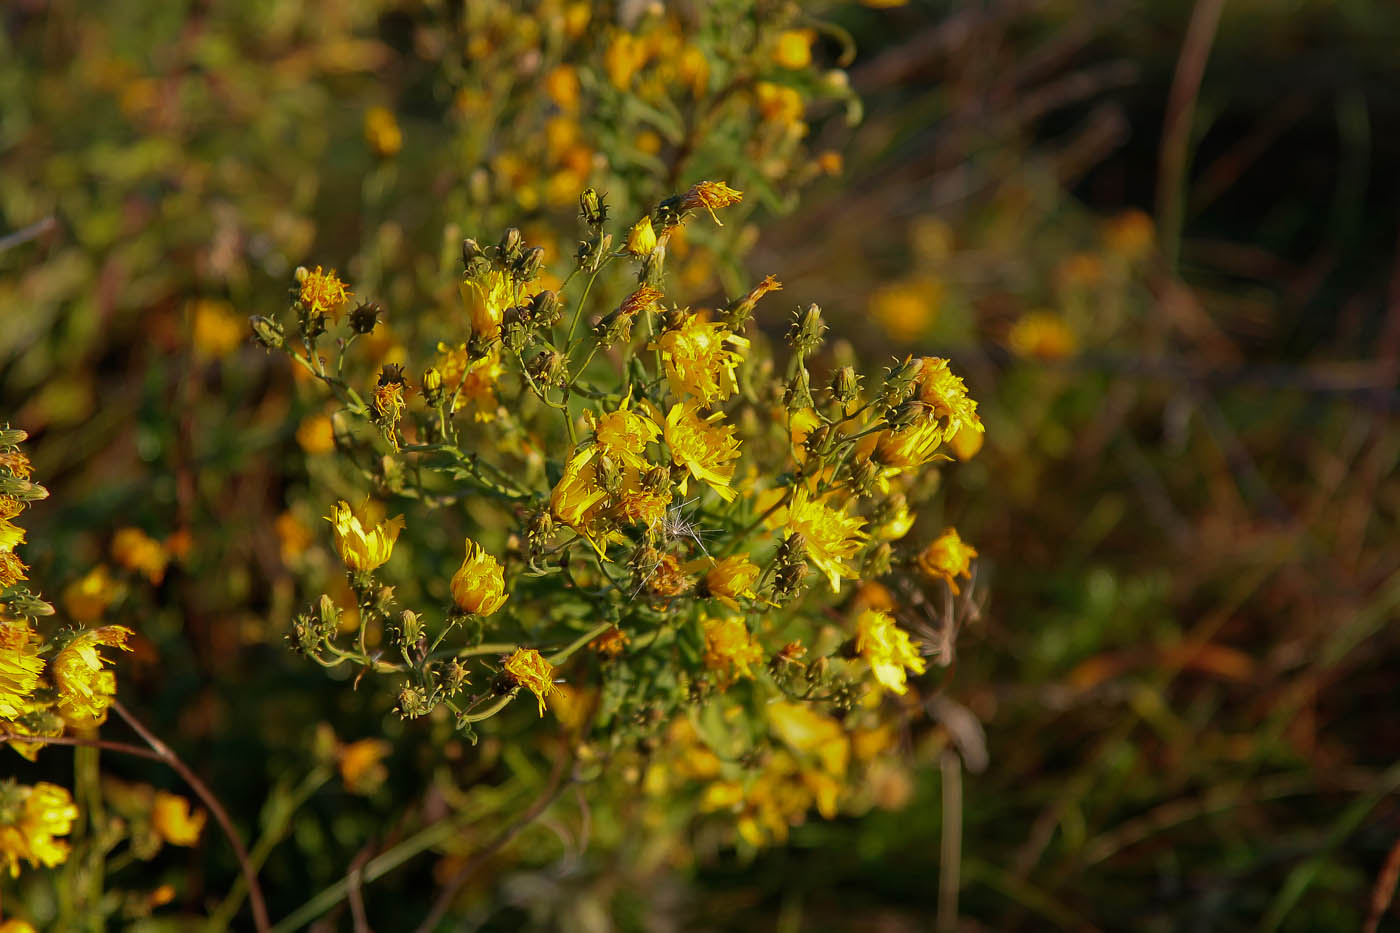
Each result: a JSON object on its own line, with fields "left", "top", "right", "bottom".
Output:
{"left": 299, "top": 266, "right": 353, "bottom": 321}
{"left": 51, "top": 626, "right": 133, "bottom": 725}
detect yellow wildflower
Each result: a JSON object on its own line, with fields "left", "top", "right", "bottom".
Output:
{"left": 337, "top": 738, "right": 392, "bottom": 795}
{"left": 773, "top": 29, "right": 815, "bottom": 70}
{"left": 917, "top": 527, "right": 977, "bottom": 595}
{"left": 855, "top": 609, "right": 926, "bottom": 695}
{"left": 549, "top": 448, "right": 615, "bottom": 556}
{"left": 0, "top": 551, "right": 28, "bottom": 588}
{"left": 449, "top": 538, "right": 508, "bottom": 616}
{"left": 876, "top": 357, "right": 982, "bottom": 469}
{"left": 299, "top": 266, "right": 353, "bottom": 321}
{"left": 544, "top": 64, "right": 580, "bottom": 112}
{"left": 151, "top": 791, "right": 206, "bottom": 847}
{"left": 625, "top": 215, "right": 657, "bottom": 257}
{"left": 111, "top": 527, "right": 169, "bottom": 585}
{"left": 755, "top": 82, "right": 805, "bottom": 129}
{"left": 436, "top": 342, "right": 504, "bottom": 422}
{"left": 0, "top": 451, "right": 32, "bottom": 481}
{"left": 604, "top": 32, "right": 649, "bottom": 89}
{"left": 190, "top": 299, "right": 245, "bottom": 360}
{"left": 701, "top": 616, "right": 762, "bottom": 683}
{"left": 869, "top": 277, "right": 942, "bottom": 343}
{"left": 325, "top": 500, "right": 404, "bottom": 573}
{"left": 61, "top": 565, "right": 119, "bottom": 624}
{"left": 363, "top": 106, "right": 402, "bottom": 158}
{"left": 690, "top": 554, "right": 761, "bottom": 610}
{"left": 651, "top": 315, "right": 750, "bottom": 405}
{"left": 296, "top": 413, "right": 336, "bottom": 454}
{"left": 591, "top": 626, "right": 629, "bottom": 658}
{"left": 663, "top": 404, "right": 741, "bottom": 502}
{"left": 0, "top": 519, "right": 22, "bottom": 552}
{"left": 0, "top": 781, "right": 78, "bottom": 877}
{"left": 782, "top": 488, "right": 867, "bottom": 592}
{"left": 616, "top": 469, "right": 671, "bottom": 529}
{"left": 591, "top": 397, "right": 661, "bottom": 470}
{"left": 680, "top": 181, "right": 743, "bottom": 225}
{"left": 503, "top": 648, "right": 556, "bottom": 716}
{"left": 0, "top": 498, "right": 20, "bottom": 520}
{"left": 461, "top": 266, "right": 515, "bottom": 340}
{"left": 0, "top": 918, "right": 38, "bottom": 932}
{"left": 0, "top": 619, "right": 43, "bottom": 721}
{"left": 51, "top": 625, "right": 133, "bottom": 725}
{"left": 1007, "top": 311, "right": 1076, "bottom": 361}
{"left": 1103, "top": 208, "right": 1155, "bottom": 260}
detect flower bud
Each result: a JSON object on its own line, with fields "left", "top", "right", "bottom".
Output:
{"left": 830, "top": 365, "right": 859, "bottom": 405}
{"left": 422, "top": 367, "right": 444, "bottom": 406}
{"left": 250, "top": 315, "right": 285, "bottom": 350}
{"left": 530, "top": 289, "right": 562, "bottom": 327}
{"left": 497, "top": 227, "right": 524, "bottom": 267}
{"left": 784, "top": 369, "right": 813, "bottom": 413}
{"left": 527, "top": 348, "right": 565, "bottom": 387}
{"left": 349, "top": 301, "right": 383, "bottom": 335}
{"left": 461, "top": 237, "right": 483, "bottom": 268}
{"left": 787, "top": 303, "right": 826, "bottom": 355}
{"left": 515, "top": 245, "right": 545, "bottom": 282}
{"left": 579, "top": 187, "right": 608, "bottom": 227}
{"left": 862, "top": 542, "right": 893, "bottom": 578}
{"left": 625, "top": 215, "right": 657, "bottom": 257}
{"left": 597, "top": 454, "right": 622, "bottom": 496}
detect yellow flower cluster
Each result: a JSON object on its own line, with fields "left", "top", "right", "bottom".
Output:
{"left": 0, "top": 781, "right": 77, "bottom": 877}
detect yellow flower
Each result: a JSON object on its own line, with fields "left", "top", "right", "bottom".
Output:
{"left": 299, "top": 266, "right": 353, "bottom": 321}
{"left": 616, "top": 469, "right": 671, "bottom": 529}
{"left": 1007, "top": 311, "right": 1076, "bottom": 361}
{"left": 296, "top": 414, "right": 337, "bottom": 455}
{"left": 1103, "top": 209, "right": 1155, "bottom": 260}
{"left": 111, "top": 527, "right": 170, "bottom": 585}
{"left": 625, "top": 215, "right": 658, "bottom": 257}
{"left": 61, "top": 564, "right": 119, "bottom": 624}
{"left": 591, "top": 397, "right": 660, "bottom": 470}
{"left": 190, "top": 299, "right": 245, "bottom": 360}
{"left": 917, "top": 527, "right": 977, "bottom": 595}
{"left": 325, "top": 500, "right": 404, "bottom": 573}
{"left": 461, "top": 266, "right": 516, "bottom": 340}
{"left": 651, "top": 315, "right": 750, "bottom": 405}
{"left": 51, "top": 625, "right": 133, "bottom": 725}
{"left": 876, "top": 357, "right": 982, "bottom": 469}
{"left": 450, "top": 538, "right": 508, "bottom": 616}
{"left": 690, "top": 555, "right": 760, "bottom": 610}
{"left": 151, "top": 791, "right": 206, "bottom": 847}
{"left": 503, "top": 648, "right": 556, "bottom": 716}
{"left": 0, "top": 551, "right": 28, "bottom": 588}
{"left": 0, "top": 781, "right": 78, "bottom": 877}
{"left": 773, "top": 29, "right": 815, "bottom": 70}
{"left": 680, "top": 181, "right": 743, "bottom": 224}
{"left": 855, "top": 609, "right": 926, "bottom": 695}
{"left": 544, "top": 65, "right": 580, "bottom": 112}
{"left": 755, "top": 82, "right": 805, "bottom": 128}
{"left": 701, "top": 616, "right": 762, "bottom": 683}
{"left": 604, "top": 32, "right": 649, "bottom": 89}
{"left": 0, "top": 918, "right": 38, "bottom": 932}
{"left": 436, "top": 342, "right": 504, "bottom": 422}
{"left": 337, "top": 738, "right": 392, "bottom": 795}
{"left": 0, "top": 519, "right": 23, "bottom": 553}
{"left": 551, "top": 447, "right": 608, "bottom": 531}
{"left": 0, "top": 451, "right": 32, "bottom": 481}
{"left": 869, "top": 277, "right": 942, "bottom": 343}
{"left": 663, "top": 404, "right": 741, "bottom": 502}
{"left": 0, "top": 619, "right": 43, "bottom": 721}
{"left": 782, "top": 488, "right": 867, "bottom": 592}
{"left": 591, "top": 626, "right": 629, "bottom": 658}
{"left": 364, "top": 106, "right": 402, "bottom": 158}
{"left": 0, "top": 497, "right": 21, "bottom": 520}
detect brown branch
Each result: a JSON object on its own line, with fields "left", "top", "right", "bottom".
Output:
{"left": 111, "top": 699, "right": 271, "bottom": 933}
{"left": 0, "top": 731, "right": 164, "bottom": 762}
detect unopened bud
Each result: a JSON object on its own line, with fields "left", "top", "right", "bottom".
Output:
{"left": 530, "top": 290, "right": 562, "bottom": 327}
{"left": 830, "top": 366, "right": 859, "bottom": 405}
{"left": 461, "top": 237, "right": 483, "bottom": 268}
{"left": 625, "top": 215, "right": 657, "bottom": 256}
{"left": 422, "top": 367, "right": 444, "bottom": 406}
{"left": 579, "top": 187, "right": 608, "bottom": 227}
{"left": 515, "top": 245, "right": 545, "bottom": 282}
{"left": 497, "top": 227, "right": 524, "bottom": 267}
{"left": 787, "top": 303, "right": 826, "bottom": 355}
{"left": 250, "top": 315, "right": 285, "bottom": 349}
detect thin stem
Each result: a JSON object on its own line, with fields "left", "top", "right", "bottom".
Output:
{"left": 415, "top": 757, "right": 571, "bottom": 933}
{"left": 111, "top": 700, "right": 271, "bottom": 933}
{"left": 546, "top": 621, "right": 614, "bottom": 667}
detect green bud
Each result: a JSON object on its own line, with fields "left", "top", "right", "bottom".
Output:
{"left": 0, "top": 427, "right": 28, "bottom": 447}
{"left": 579, "top": 187, "right": 608, "bottom": 227}
{"left": 250, "top": 315, "right": 285, "bottom": 349}
{"left": 461, "top": 237, "right": 483, "bottom": 268}
{"left": 497, "top": 227, "right": 524, "bottom": 267}
{"left": 530, "top": 289, "right": 562, "bottom": 327}
{"left": 787, "top": 303, "right": 826, "bottom": 356}
{"left": 422, "top": 367, "right": 444, "bottom": 406}
{"left": 515, "top": 245, "right": 545, "bottom": 282}
{"left": 830, "top": 366, "right": 860, "bottom": 405}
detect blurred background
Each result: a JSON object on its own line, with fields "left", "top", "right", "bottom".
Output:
{"left": 3, "top": 0, "right": 1400, "bottom": 929}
